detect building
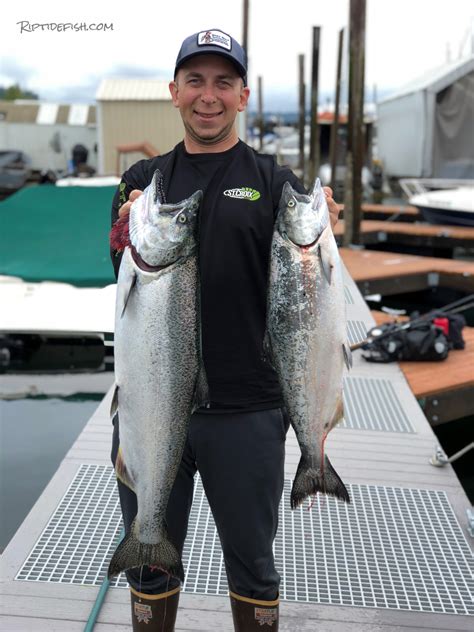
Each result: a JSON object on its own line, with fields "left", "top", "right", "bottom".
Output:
{"left": 96, "top": 79, "right": 184, "bottom": 175}
{"left": 0, "top": 101, "right": 97, "bottom": 172}
{"left": 376, "top": 55, "right": 474, "bottom": 179}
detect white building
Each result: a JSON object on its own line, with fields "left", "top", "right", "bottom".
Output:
{"left": 0, "top": 101, "right": 97, "bottom": 172}
{"left": 96, "top": 79, "right": 184, "bottom": 175}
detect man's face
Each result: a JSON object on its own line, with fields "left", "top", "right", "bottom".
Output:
{"left": 169, "top": 55, "right": 250, "bottom": 147}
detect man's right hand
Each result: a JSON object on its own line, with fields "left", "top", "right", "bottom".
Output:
{"left": 118, "top": 189, "right": 143, "bottom": 218}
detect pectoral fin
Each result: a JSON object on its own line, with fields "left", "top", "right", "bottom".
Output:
{"left": 116, "top": 262, "right": 137, "bottom": 318}
{"left": 110, "top": 384, "right": 119, "bottom": 419}
{"left": 343, "top": 341, "right": 353, "bottom": 370}
{"left": 262, "top": 330, "right": 277, "bottom": 370}
{"left": 115, "top": 446, "right": 135, "bottom": 492}
{"left": 318, "top": 243, "right": 333, "bottom": 284}
{"left": 192, "top": 361, "right": 210, "bottom": 411}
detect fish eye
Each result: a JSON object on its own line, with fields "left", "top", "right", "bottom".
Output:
{"left": 287, "top": 198, "right": 296, "bottom": 209}
{"left": 178, "top": 213, "right": 187, "bottom": 224}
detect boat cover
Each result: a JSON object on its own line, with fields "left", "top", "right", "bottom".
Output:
{"left": 0, "top": 185, "right": 117, "bottom": 286}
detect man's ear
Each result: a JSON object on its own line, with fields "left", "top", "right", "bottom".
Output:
{"left": 237, "top": 86, "right": 250, "bottom": 113}
{"left": 169, "top": 81, "right": 179, "bottom": 108}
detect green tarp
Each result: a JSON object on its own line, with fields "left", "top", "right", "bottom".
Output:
{"left": 0, "top": 185, "right": 118, "bottom": 287}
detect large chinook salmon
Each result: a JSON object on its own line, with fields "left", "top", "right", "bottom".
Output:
{"left": 266, "top": 178, "right": 351, "bottom": 509}
{"left": 108, "top": 171, "right": 205, "bottom": 579}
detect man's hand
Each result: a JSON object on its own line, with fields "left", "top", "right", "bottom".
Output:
{"left": 323, "top": 186, "right": 340, "bottom": 229}
{"left": 118, "top": 189, "right": 143, "bottom": 219}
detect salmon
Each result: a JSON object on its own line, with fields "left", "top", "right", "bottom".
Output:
{"left": 266, "top": 178, "right": 351, "bottom": 509}
{"left": 108, "top": 171, "right": 205, "bottom": 578}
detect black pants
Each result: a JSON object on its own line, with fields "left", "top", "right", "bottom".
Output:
{"left": 111, "top": 408, "right": 289, "bottom": 601}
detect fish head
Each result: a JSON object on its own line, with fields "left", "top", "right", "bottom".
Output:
{"left": 129, "top": 170, "right": 202, "bottom": 268}
{"left": 278, "top": 178, "right": 329, "bottom": 248}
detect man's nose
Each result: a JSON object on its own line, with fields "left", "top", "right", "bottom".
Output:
{"left": 200, "top": 84, "right": 217, "bottom": 104}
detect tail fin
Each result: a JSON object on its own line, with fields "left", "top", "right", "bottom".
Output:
{"left": 290, "top": 455, "right": 350, "bottom": 509}
{"left": 107, "top": 520, "right": 183, "bottom": 580}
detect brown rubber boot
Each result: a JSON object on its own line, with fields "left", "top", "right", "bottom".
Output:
{"left": 130, "top": 585, "right": 180, "bottom": 631}
{"left": 230, "top": 591, "right": 279, "bottom": 630}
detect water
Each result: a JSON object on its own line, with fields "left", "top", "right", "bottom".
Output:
{"left": 0, "top": 395, "right": 102, "bottom": 551}
{"left": 433, "top": 414, "right": 474, "bottom": 503}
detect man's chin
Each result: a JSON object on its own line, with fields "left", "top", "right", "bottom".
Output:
{"left": 190, "top": 127, "right": 227, "bottom": 144}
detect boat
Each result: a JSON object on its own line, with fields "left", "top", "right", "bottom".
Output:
{"left": 0, "top": 150, "right": 31, "bottom": 196}
{"left": 0, "top": 275, "right": 115, "bottom": 373}
{"left": 409, "top": 188, "right": 474, "bottom": 227}
{"left": 55, "top": 175, "right": 120, "bottom": 187}
{"left": 400, "top": 178, "right": 474, "bottom": 227}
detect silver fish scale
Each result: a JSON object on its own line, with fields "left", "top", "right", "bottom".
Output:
{"left": 268, "top": 226, "right": 347, "bottom": 463}
{"left": 267, "top": 210, "right": 349, "bottom": 508}
{"left": 114, "top": 247, "right": 200, "bottom": 544}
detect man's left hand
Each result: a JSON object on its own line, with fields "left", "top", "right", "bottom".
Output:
{"left": 323, "top": 186, "right": 340, "bottom": 229}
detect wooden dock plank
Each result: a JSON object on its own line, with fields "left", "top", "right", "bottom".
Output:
{"left": 2, "top": 591, "right": 472, "bottom": 632}
{"left": 340, "top": 248, "right": 474, "bottom": 295}
{"left": 334, "top": 219, "right": 474, "bottom": 249}
{"left": 340, "top": 249, "right": 474, "bottom": 283}
{"left": 338, "top": 203, "right": 421, "bottom": 222}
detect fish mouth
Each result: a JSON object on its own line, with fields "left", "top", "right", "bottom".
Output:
{"left": 131, "top": 246, "right": 168, "bottom": 272}
{"left": 287, "top": 235, "right": 320, "bottom": 249}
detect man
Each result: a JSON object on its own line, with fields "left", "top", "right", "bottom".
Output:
{"left": 110, "top": 28, "right": 340, "bottom": 632}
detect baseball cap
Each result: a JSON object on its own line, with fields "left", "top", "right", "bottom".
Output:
{"left": 174, "top": 29, "right": 247, "bottom": 84}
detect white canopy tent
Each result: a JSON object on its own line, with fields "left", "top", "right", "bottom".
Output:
{"left": 376, "top": 56, "right": 474, "bottom": 179}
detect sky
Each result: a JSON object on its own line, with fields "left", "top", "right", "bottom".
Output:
{"left": 1, "top": 0, "right": 473, "bottom": 110}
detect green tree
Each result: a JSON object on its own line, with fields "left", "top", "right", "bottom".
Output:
{"left": 0, "top": 83, "right": 39, "bottom": 100}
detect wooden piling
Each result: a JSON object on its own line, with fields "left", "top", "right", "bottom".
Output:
{"left": 298, "top": 54, "right": 306, "bottom": 178}
{"left": 308, "top": 27, "right": 321, "bottom": 186}
{"left": 343, "top": 0, "right": 366, "bottom": 247}
{"left": 257, "top": 75, "right": 264, "bottom": 151}
{"left": 329, "top": 28, "right": 344, "bottom": 193}
{"left": 242, "top": 0, "right": 249, "bottom": 143}
{"left": 242, "top": 0, "right": 249, "bottom": 60}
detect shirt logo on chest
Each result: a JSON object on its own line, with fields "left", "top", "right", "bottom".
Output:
{"left": 223, "top": 187, "right": 261, "bottom": 201}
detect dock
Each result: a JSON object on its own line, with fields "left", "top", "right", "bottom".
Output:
{"left": 341, "top": 203, "right": 421, "bottom": 222}
{"left": 371, "top": 311, "right": 474, "bottom": 426}
{"left": 1, "top": 268, "right": 473, "bottom": 631}
{"left": 340, "top": 247, "right": 474, "bottom": 296}
{"left": 334, "top": 220, "right": 474, "bottom": 253}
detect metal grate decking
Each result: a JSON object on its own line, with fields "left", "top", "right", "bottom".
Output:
{"left": 344, "top": 285, "right": 354, "bottom": 305}
{"left": 342, "top": 376, "right": 416, "bottom": 433}
{"left": 346, "top": 320, "right": 369, "bottom": 346}
{"left": 16, "top": 465, "right": 473, "bottom": 615}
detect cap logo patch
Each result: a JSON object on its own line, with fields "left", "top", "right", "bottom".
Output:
{"left": 198, "top": 30, "right": 231, "bottom": 51}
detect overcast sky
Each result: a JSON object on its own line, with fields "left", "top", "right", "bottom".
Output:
{"left": 2, "top": 0, "right": 473, "bottom": 109}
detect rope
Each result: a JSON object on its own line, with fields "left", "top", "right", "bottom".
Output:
{"left": 84, "top": 527, "right": 125, "bottom": 631}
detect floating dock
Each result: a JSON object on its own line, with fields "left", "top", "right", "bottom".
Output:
{"left": 1, "top": 269, "right": 473, "bottom": 631}
{"left": 342, "top": 203, "right": 421, "bottom": 222}
{"left": 335, "top": 220, "right": 474, "bottom": 253}
{"left": 340, "top": 247, "right": 474, "bottom": 295}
